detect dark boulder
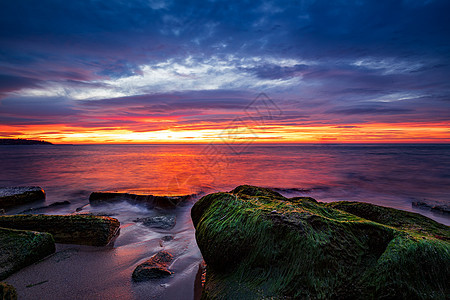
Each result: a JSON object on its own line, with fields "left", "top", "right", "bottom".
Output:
{"left": 0, "top": 187, "right": 45, "bottom": 209}
{"left": 132, "top": 251, "right": 174, "bottom": 282}
{"left": 0, "top": 215, "right": 120, "bottom": 246}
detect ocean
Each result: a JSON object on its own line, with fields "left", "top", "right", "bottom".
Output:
{"left": 1, "top": 143, "right": 449, "bottom": 224}
{"left": 1, "top": 143, "right": 449, "bottom": 299}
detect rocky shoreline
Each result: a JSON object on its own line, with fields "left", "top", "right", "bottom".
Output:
{"left": 0, "top": 186, "right": 198, "bottom": 300}
{"left": 1, "top": 185, "right": 449, "bottom": 299}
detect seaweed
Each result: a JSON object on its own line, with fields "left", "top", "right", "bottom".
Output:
{"left": 192, "top": 185, "right": 450, "bottom": 299}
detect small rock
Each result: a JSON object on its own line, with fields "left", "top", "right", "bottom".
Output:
{"left": 75, "top": 204, "right": 89, "bottom": 212}
{"left": 132, "top": 251, "right": 173, "bottom": 282}
{"left": 160, "top": 235, "right": 174, "bottom": 247}
{"left": 161, "top": 235, "right": 174, "bottom": 242}
{"left": 134, "top": 215, "right": 176, "bottom": 230}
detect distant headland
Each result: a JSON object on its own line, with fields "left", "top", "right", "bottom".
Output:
{"left": 0, "top": 138, "right": 53, "bottom": 145}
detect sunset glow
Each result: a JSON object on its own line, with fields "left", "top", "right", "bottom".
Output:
{"left": 1, "top": 121, "right": 448, "bottom": 144}
{"left": 1, "top": 1, "right": 449, "bottom": 144}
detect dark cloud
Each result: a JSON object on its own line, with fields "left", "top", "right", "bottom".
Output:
{"left": 1, "top": 0, "right": 449, "bottom": 69}
{"left": 330, "top": 106, "right": 413, "bottom": 115}
{"left": 79, "top": 90, "right": 252, "bottom": 112}
{"left": 0, "top": 97, "right": 79, "bottom": 117}
{"left": 0, "top": 74, "right": 40, "bottom": 92}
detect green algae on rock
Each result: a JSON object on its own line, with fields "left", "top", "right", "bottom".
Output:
{"left": 0, "top": 187, "right": 45, "bottom": 209}
{"left": 325, "top": 201, "right": 450, "bottom": 240}
{"left": 0, "top": 282, "right": 17, "bottom": 300}
{"left": 191, "top": 185, "right": 450, "bottom": 299}
{"left": 0, "top": 215, "right": 120, "bottom": 246}
{"left": 0, "top": 227, "right": 55, "bottom": 281}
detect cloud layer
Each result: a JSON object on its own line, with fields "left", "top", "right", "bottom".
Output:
{"left": 0, "top": 0, "right": 449, "bottom": 142}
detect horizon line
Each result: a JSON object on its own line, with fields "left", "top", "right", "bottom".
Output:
{"left": 24, "top": 141, "right": 450, "bottom": 145}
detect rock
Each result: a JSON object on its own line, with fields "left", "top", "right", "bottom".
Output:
{"left": 0, "top": 187, "right": 45, "bottom": 209}
{"left": 194, "top": 260, "right": 207, "bottom": 300}
{"left": 132, "top": 251, "right": 174, "bottom": 282}
{"left": 192, "top": 185, "right": 450, "bottom": 299}
{"left": 0, "top": 215, "right": 120, "bottom": 246}
{"left": 326, "top": 201, "right": 450, "bottom": 233}
{"left": 412, "top": 200, "right": 450, "bottom": 214}
{"left": 160, "top": 235, "right": 174, "bottom": 247}
{"left": 20, "top": 201, "right": 71, "bottom": 214}
{"left": 89, "top": 192, "right": 194, "bottom": 209}
{"left": 0, "top": 227, "right": 55, "bottom": 281}
{"left": 75, "top": 212, "right": 117, "bottom": 217}
{"left": 0, "top": 282, "right": 17, "bottom": 300}
{"left": 161, "top": 235, "right": 174, "bottom": 242}
{"left": 133, "top": 215, "right": 176, "bottom": 229}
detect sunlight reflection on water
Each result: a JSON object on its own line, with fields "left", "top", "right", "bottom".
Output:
{"left": 0, "top": 144, "right": 449, "bottom": 224}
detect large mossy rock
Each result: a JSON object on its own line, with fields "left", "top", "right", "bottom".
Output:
{"left": 191, "top": 185, "right": 450, "bottom": 299}
{"left": 0, "top": 227, "right": 55, "bottom": 281}
{"left": 0, "top": 215, "right": 120, "bottom": 246}
{"left": 0, "top": 282, "right": 17, "bottom": 300}
{"left": 0, "top": 187, "right": 45, "bottom": 209}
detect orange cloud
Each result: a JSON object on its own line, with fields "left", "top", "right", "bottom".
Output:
{"left": 1, "top": 121, "right": 448, "bottom": 144}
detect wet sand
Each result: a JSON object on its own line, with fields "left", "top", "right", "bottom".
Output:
{"left": 4, "top": 201, "right": 203, "bottom": 299}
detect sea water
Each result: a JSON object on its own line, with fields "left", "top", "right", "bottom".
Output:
{"left": 1, "top": 144, "right": 449, "bottom": 299}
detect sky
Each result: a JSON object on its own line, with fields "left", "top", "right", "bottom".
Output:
{"left": 0, "top": 0, "right": 449, "bottom": 143}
